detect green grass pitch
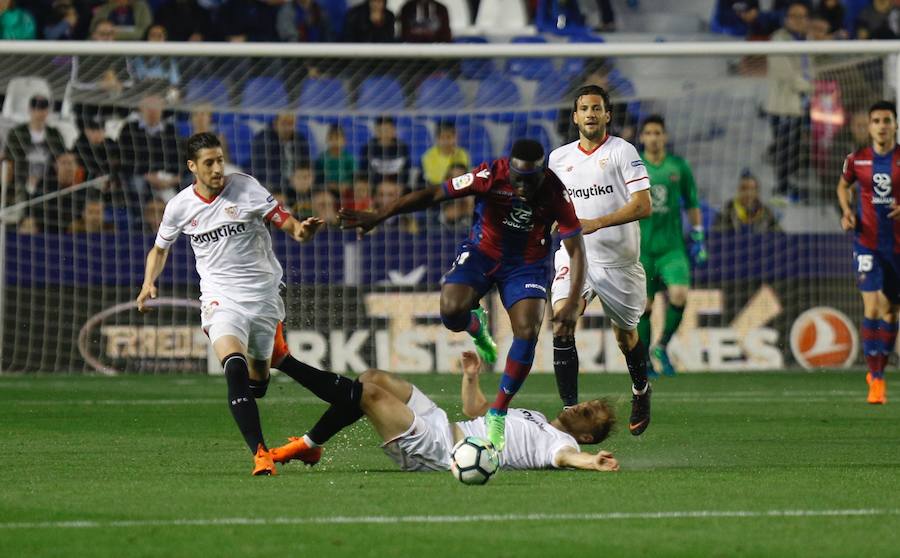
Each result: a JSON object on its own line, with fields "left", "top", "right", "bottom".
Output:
{"left": 1, "top": 371, "right": 898, "bottom": 557}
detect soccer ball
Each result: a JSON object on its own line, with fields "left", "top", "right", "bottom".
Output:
{"left": 450, "top": 436, "right": 500, "bottom": 485}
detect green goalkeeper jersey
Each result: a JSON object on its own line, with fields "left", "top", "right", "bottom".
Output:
{"left": 640, "top": 153, "right": 700, "bottom": 258}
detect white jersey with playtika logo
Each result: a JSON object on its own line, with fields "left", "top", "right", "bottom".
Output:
{"left": 154, "top": 172, "right": 289, "bottom": 304}
{"left": 548, "top": 135, "right": 650, "bottom": 266}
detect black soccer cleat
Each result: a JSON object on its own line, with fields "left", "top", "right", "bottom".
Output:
{"left": 629, "top": 384, "right": 652, "bottom": 436}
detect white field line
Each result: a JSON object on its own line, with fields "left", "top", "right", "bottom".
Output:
{"left": 0, "top": 391, "right": 866, "bottom": 406}
{"left": 0, "top": 509, "right": 897, "bottom": 530}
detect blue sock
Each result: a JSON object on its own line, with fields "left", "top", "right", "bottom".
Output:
{"left": 492, "top": 337, "right": 537, "bottom": 412}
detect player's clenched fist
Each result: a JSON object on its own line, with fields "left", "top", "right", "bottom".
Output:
{"left": 136, "top": 283, "right": 157, "bottom": 313}
{"left": 592, "top": 451, "right": 619, "bottom": 472}
{"left": 841, "top": 209, "right": 856, "bottom": 231}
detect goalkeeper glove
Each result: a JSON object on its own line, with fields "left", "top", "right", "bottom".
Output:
{"left": 689, "top": 226, "right": 708, "bottom": 266}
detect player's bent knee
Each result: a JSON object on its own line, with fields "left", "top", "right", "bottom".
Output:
{"left": 440, "top": 310, "right": 470, "bottom": 332}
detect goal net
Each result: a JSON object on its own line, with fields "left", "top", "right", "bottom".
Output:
{"left": 0, "top": 41, "right": 893, "bottom": 374}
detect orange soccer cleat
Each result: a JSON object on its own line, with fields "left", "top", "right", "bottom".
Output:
{"left": 252, "top": 444, "right": 277, "bottom": 476}
{"left": 867, "top": 378, "right": 887, "bottom": 405}
{"left": 271, "top": 321, "right": 290, "bottom": 368}
{"left": 270, "top": 436, "right": 323, "bottom": 466}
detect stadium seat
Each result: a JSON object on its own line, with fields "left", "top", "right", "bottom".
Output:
{"left": 395, "top": 118, "right": 433, "bottom": 166}
{"left": 454, "top": 36, "right": 496, "bottom": 80}
{"left": 415, "top": 76, "right": 465, "bottom": 110}
{"left": 532, "top": 71, "right": 569, "bottom": 107}
{"left": 357, "top": 76, "right": 406, "bottom": 111}
{"left": 2, "top": 76, "right": 52, "bottom": 122}
{"left": 456, "top": 120, "right": 493, "bottom": 166}
{"left": 184, "top": 76, "right": 230, "bottom": 106}
{"left": 504, "top": 122, "right": 554, "bottom": 159}
{"left": 217, "top": 114, "right": 254, "bottom": 169}
{"left": 474, "top": 0, "right": 529, "bottom": 32}
{"left": 299, "top": 77, "right": 349, "bottom": 110}
{"left": 473, "top": 78, "right": 521, "bottom": 109}
{"left": 240, "top": 76, "right": 290, "bottom": 110}
{"left": 506, "top": 36, "right": 554, "bottom": 80}
{"left": 561, "top": 32, "right": 605, "bottom": 77}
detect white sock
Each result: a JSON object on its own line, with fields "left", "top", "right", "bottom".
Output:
{"left": 303, "top": 434, "right": 319, "bottom": 448}
{"left": 632, "top": 383, "right": 649, "bottom": 396}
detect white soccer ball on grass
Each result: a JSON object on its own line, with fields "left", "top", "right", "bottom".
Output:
{"left": 450, "top": 436, "right": 500, "bottom": 485}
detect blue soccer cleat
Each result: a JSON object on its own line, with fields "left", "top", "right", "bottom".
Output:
{"left": 652, "top": 344, "right": 676, "bottom": 377}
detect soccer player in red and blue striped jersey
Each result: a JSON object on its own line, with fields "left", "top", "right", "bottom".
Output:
{"left": 340, "top": 139, "right": 587, "bottom": 449}
{"left": 837, "top": 100, "right": 900, "bottom": 404}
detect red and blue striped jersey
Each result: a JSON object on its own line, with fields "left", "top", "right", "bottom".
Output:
{"left": 842, "top": 145, "right": 900, "bottom": 253}
{"left": 443, "top": 159, "right": 582, "bottom": 264}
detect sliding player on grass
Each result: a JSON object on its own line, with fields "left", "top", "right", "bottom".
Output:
{"left": 136, "top": 132, "right": 324, "bottom": 475}
{"left": 837, "top": 100, "right": 900, "bottom": 405}
{"left": 340, "top": 139, "right": 587, "bottom": 451}
{"left": 270, "top": 350, "right": 619, "bottom": 474}
{"left": 547, "top": 85, "right": 653, "bottom": 435}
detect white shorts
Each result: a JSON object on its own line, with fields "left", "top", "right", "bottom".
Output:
{"left": 200, "top": 294, "right": 285, "bottom": 360}
{"left": 551, "top": 249, "right": 647, "bottom": 330}
{"left": 381, "top": 386, "right": 454, "bottom": 472}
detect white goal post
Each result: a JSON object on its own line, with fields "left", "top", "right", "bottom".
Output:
{"left": 1, "top": 39, "right": 898, "bottom": 375}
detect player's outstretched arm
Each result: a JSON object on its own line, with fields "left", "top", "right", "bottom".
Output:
{"left": 460, "top": 351, "right": 490, "bottom": 418}
{"left": 136, "top": 245, "right": 169, "bottom": 312}
{"left": 552, "top": 234, "right": 587, "bottom": 333}
{"left": 280, "top": 216, "right": 324, "bottom": 243}
{"left": 554, "top": 447, "right": 619, "bottom": 472}
{"left": 339, "top": 184, "right": 447, "bottom": 238}
{"left": 580, "top": 190, "right": 652, "bottom": 234}
{"left": 836, "top": 177, "right": 857, "bottom": 231}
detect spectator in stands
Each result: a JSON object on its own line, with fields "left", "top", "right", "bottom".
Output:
{"left": 277, "top": 0, "right": 331, "bottom": 42}
{"left": 818, "top": 0, "right": 846, "bottom": 37}
{"left": 43, "top": 0, "right": 79, "bottom": 39}
{"left": 315, "top": 124, "right": 356, "bottom": 191}
{"left": 399, "top": 0, "right": 451, "bottom": 42}
{"left": 360, "top": 116, "right": 411, "bottom": 187}
{"left": 856, "top": 0, "right": 899, "bottom": 39}
{"left": 68, "top": 195, "right": 114, "bottom": 233}
{"left": 27, "top": 151, "right": 86, "bottom": 234}
{"left": 437, "top": 163, "right": 473, "bottom": 230}
{"left": 186, "top": 103, "right": 230, "bottom": 161}
{"left": 311, "top": 189, "right": 339, "bottom": 225}
{"left": 421, "top": 121, "right": 470, "bottom": 187}
{"left": 142, "top": 196, "right": 166, "bottom": 232}
{"left": 0, "top": 0, "right": 35, "bottom": 39}
{"left": 288, "top": 162, "right": 315, "bottom": 218}
{"left": 766, "top": 1, "right": 812, "bottom": 201}
{"left": 713, "top": 171, "right": 782, "bottom": 233}
{"left": 808, "top": 9, "right": 835, "bottom": 40}
{"left": 154, "top": 0, "right": 215, "bottom": 41}
{"left": 90, "top": 0, "right": 152, "bottom": 41}
{"left": 221, "top": 0, "right": 279, "bottom": 42}
{"left": 131, "top": 24, "right": 181, "bottom": 101}
{"left": 343, "top": 0, "right": 395, "bottom": 42}
{"left": 343, "top": 175, "right": 373, "bottom": 211}
{"left": 374, "top": 177, "right": 419, "bottom": 233}
{"left": 251, "top": 111, "right": 311, "bottom": 191}
{"left": 712, "top": 0, "right": 781, "bottom": 38}
{"left": 69, "top": 20, "right": 135, "bottom": 97}
{"left": 3, "top": 95, "right": 66, "bottom": 202}
{"left": 118, "top": 93, "right": 182, "bottom": 202}
{"left": 74, "top": 114, "right": 120, "bottom": 183}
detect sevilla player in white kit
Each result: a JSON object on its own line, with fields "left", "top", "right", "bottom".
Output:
{"left": 135, "top": 132, "right": 323, "bottom": 475}
{"left": 548, "top": 85, "right": 653, "bottom": 436}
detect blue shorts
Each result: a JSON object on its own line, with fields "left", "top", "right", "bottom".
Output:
{"left": 441, "top": 242, "right": 551, "bottom": 309}
{"left": 855, "top": 245, "right": 900, "bottom": 303}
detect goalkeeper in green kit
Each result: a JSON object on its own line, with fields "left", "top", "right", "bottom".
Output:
{"left": 637, "top": 115, "right": 707, "bottom": 377}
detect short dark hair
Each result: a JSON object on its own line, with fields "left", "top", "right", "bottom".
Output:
{"left": 869, "top": 100, "right": 897, "bottom": 120}
{"left": 510, "top": 138, "right": 544, "bottom": 162}
{"left": 640, "top": 114, "right": 666, "bottom": 132}
{"left": 437, "top": 121, "right": 457, "bottom": 134}
{"left": 572, "top": 85, "right": 611, "bottom": 114}
{"left": 186, "top": 132, "right": 221, "bottom": 162}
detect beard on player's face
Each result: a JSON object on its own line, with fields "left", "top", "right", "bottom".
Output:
{"left": 578, "top": 119, "right": 606, "bottom": 141}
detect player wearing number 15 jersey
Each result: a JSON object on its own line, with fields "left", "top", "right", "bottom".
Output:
{"left": 837, "top": 100, "right": 900, "bottom": 405}
{"left": 548, "top": 85, "right": 653, "bottom": 436}
{"left": 340, "top": 139, "right": 587, "bottom": 452}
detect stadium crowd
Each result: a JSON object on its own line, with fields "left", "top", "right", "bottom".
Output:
{"left": 4, "top": 0, "right": 892, "bottom": 235}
